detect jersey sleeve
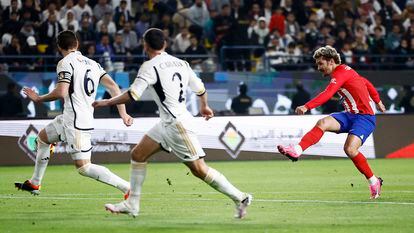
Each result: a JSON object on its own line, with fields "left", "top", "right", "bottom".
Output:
{"left": 128, "top": 62, "right": 154, "bottom": 101}
{"left": 305, "top": 73, "right": 348, "bottom": 110}
{"left": 186, "top": 62, "right": 206, "bottom": 96}
{"left": 362, "top": 76, "right": 381, "bottom": 103}
{"left": 97, "top": 62, "right": 107, "bottom": 81}
{"left": 56, "top": 59, "right": 72, "bottom": 84}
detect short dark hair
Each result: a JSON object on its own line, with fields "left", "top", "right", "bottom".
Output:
{"left": 57, "top": 30, "right": 78, "bottom": 50}
{"left": 143, "top": 28, "right": 165, "bottom": 50}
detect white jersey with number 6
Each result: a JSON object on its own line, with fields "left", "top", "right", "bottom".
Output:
{"left": 129, "top": 52, "right": 205, "bottom": 123}
{"left": 56, "top": 51, "right": 106, "bottom": 130}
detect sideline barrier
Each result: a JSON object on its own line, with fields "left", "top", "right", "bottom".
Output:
{"left": 0, "top": 115, "right": 376, "bottom": 165}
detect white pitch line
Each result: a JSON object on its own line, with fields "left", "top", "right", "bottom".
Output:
{"left": 1, "top": 195, "right": 413, "bottom": 206}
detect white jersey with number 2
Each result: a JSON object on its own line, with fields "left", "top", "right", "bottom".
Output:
{"left": 129, "top": 52, "right": 206, "bottom": 123}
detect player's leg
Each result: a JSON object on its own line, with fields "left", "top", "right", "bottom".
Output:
{"left": 344, "top": 117, "right": 382, "bottom": 199}
{"left": 184, "top": 158, "right": 252, "bottom": 218}
{"left": 105, "top": 135, "right": 161, "bottom": 217}
{"left": 277, "top": 115, "right": 342, "bottom": 161}
{"left": 15, "top": 118, "right": 60, "bottom": 194}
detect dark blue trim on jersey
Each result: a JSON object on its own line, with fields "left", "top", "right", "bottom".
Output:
{"left": 196, "top": 90, "right": 206, "bottom": 96}
{"left": 68, "top": 63, "right": 94, "bottom": 131}
{"left": 127, "top": 90, "right": 134, "bottom": 100}
{"left": 153, "top": 66, "right": 176, "bottom": 118}
{"left": 99, "top": 72, "right": 107, "bottom": 82}
{"left": 81, "top": 147, "right": 93, "bottom": 153}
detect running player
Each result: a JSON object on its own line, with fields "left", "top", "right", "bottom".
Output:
{"left": 93, "top": 28, "right": 252, "bottom": 218}
{"left": 277, "top": 45, "right": 386, "bottom": 199}
{"left": 15, "top": 30, "right": 133, "bottom": 198}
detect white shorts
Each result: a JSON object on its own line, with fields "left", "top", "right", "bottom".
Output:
{"left": 45, "top": 115, "right": 92, "bottom": 160}
{"left": 147, "top": 120, "right": 205, "bottom": 162}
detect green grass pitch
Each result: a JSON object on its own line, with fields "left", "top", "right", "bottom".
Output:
{"left": 1, "top": 159, "right": 413, "bottom": 233}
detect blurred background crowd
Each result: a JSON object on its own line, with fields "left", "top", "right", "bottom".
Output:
{"left": 1, "top": 0, "right": 414, "bottom": 72}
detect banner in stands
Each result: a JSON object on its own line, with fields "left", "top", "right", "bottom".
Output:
{"left": 0, "top": 115, "right": 375, "bottom": 159}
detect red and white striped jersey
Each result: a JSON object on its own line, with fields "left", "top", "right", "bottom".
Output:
{"left": 305, "top": 64, "right": 381, "bottom": 115}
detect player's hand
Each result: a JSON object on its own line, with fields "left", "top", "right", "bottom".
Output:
{"left": 23, "top": 87, "right": 40, "bottom": 102}
{"left": 295, "top": 105, "right": 308, "bottom": 115}
{"left": 121, "top": 114, "right": 134, "bottom": 127}
{"left": 376, "top": 101, "right": 386, "bottom": 113}
{"left": 200, "top": 106, "right": 214, "bottom": 121}
{"left": 92, "top": 99, "right": 110, "bottom": 108}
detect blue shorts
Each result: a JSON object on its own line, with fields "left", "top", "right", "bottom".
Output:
{"left": 330, "top": 112, "right": 376, "bottom": 145}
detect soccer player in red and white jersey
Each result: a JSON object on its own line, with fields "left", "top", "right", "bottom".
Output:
{"left": 277, "top": 45, "right": 386, "bottom": 199}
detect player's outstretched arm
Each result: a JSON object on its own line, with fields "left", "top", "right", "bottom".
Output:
{"left": 100, "top": 74, "right": 133, "bottom": 126}
{"left": 23, "top": 82, "right": 69, "bottom": 103}
{"left": 198, "top": 92, "right": 214, "bottom": 121}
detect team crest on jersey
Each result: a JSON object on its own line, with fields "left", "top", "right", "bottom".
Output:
{"left": 330, "top": 78, "right": 337, "bottom": 84}
{"left": 218, "top": 122, "right": 245, "bottom": 159}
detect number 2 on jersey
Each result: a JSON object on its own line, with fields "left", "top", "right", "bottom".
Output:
{"left": 83, "top": 69, "right": 95, "bottom": 96}
{"left": 172, "top": 72, "right": 185, "bottom": 103}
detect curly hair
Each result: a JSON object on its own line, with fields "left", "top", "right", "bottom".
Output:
{"left": 313, "top": 45, "right": 341, "bottom": 64}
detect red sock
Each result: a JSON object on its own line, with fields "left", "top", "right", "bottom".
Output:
{"left": 351, "top": 152, "right": 374, "bottom": 179}
{"left": 298, "top": 126, "right": 324, "bottom": 151}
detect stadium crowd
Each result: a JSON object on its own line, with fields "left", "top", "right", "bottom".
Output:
{"left": 1, "top": 0, "right": 414, "bottom": 72}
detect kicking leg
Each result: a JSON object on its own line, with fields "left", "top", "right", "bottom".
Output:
{"left": 344, "top": 135, "right": 383, "bottom": 199}
{"left": 184, "top": 159, "right": 252, "bottom": 219}
{"left": 277, "top": 115, "right": 341, "bottom": 161}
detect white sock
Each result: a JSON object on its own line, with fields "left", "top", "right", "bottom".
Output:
{"left": 295, "top": 145, "right": 303, "bottom": 155}
{"left": 127, "top": 160, "right": 147, "bottom": 210}
{"left": 368, "top": 175, "right": 378, "bottom": 185}
{"left": 204, "top": 167, "right": 244, "bottom": 203}
{"left": 77, "top": 163, "right": 130, "bottom": 193}
{"left": 30, "top": 138, "right": 51, "bottom": 186}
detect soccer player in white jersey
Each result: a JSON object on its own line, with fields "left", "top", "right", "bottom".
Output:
{"left": 15, "top": 30, "right": 133, "bottom": 198}
{"left": 93, "top": 28, "right": 252, "bottom": 218}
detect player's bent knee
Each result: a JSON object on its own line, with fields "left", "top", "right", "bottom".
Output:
{"left": 343, "top": 146, "right": 358, "bottom": 157}
{"left": 77, "top": 163, "right": 92, "bottom": 176}
{"left": 316, "top": 119, "right": 327, "bottom": 130}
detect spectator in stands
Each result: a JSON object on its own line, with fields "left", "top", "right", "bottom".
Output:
{"left": 77, "top": 18, "right": 96, "bottom": 45}
{"left": 230, "top": 0, "right": 246, "bottom": 22}
{"left": 369, "top": 14, "right": 386, "bottom": 36}
{"left": 399, "top": 85, "right": 414, "bottom": 113}
{"left": 2, "top": 0, "right": 19, "bottom": 22}
{"left": 285, "top": 12, "right": 300, "bottom": 40}
{"left": 269, "top": 8, "right": 286, "bottom": 36}
{"left": 369, "top": 26, "right": 386, "bottom": 62}
{"left": 39, "top": 13, "right": 63, "bottom": 45}
{"left": 114, "top": 12, "right": 126, "bottom": 30}
{"left": 85, "top": 43, "right": 97, "bottom": 59}
{"left": 96, "top": 24, "right": 113, "bottom": 43}
{"left": 60, "top": 0, "right": 76, "bottom": 20}
{"left": 22, "top": 36, "right": 40, "bottom": 70}
{"left": 112, "top": 33, "right": 127, "bottom": 62}
{"left": 304, "top": 20, "right": 319, "bottom": 49}
{"left": 185, "top": 35, "right": 208, "bottom": 69}
{"left": 118, "top": 21, "right": 138, "bottom": 52}
{"left": 96, "top": 11, "right": 117, "bottom": 36}
{"left": 379, "top": 0, "right": 402, "bottom": 32}
{"left": 285, "top": 42, "right": 302, "bottom": 65}
{"left": 254, "top": 17, "right": 269, "bottom": 46}
{"left": 208, "top": 0, "right": 229, "bottom": 12}
{"left": 385, "top": 24, "right": 402, "bottom": 53}
{"left": 316, "top": 0, "right": 334, "bottom": 22}
{"left": 291, "top": 81, "right": 310, "bottom": 113}
{"left": 231, "top": 82, "right": 252, "bottom": 115}
{"left": 172, "top": 27, "right": 191, "bottom": 54}
{"left": 265, "top": 36, "right": 286, "bottom": 68}
{"left": 246, "top": 3, "right": 261, "bottom": 21}
{"left": 18, "top": 21, "right": 36, "bottom": 47}
{"left": 341, "top": 42, "right": 354, "bottom": 64}
{"left": 213, "top": 4, "right": 236, "bottom": 48}
{"left": 162, "top": 27, "right": 174, "bottom": 54}
{"left": 96, "top": 33, "right": 114, "bottom": 60}
{"left": 3, "top": 11, "right": 22, "bottom": 35}
{"left": 134, "top": 14, "right": 150, "bottom": 39}
{"left": 394, "top": 38, "right": 409, "bottom": 65}
{"left": 3, "top": 35, "right": 24, "bottom": 68}
{"left": 335, "top": 29, "right": 350, "bottom": 50}
{"left": 0, "top": 82, "right": 24, "bottom": 117}
{"left": 93, "top": 0, "right": 113, "bottom": 22}
{"left": 42, "top": 1, "right": 60, "bottom": 23}
{"left": 188, "top": 0, "right": 210, "bottom": 27}
{"left": 19, "top": 0, "right": 41, "bottom": 27}
{"left": 353, "top": 32, "right": 370, "bottom": 64}
{"left": 114, "top": 0, "right": 133, "bottom": 25}
{"left": 60, "top": 10, "right": 79, "bottom": 32}
{"left": 153, "top": 13, "right": 175, "bottom": 37}
{"left": 73, "top": 0, "right": 93, "bottom": 22}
